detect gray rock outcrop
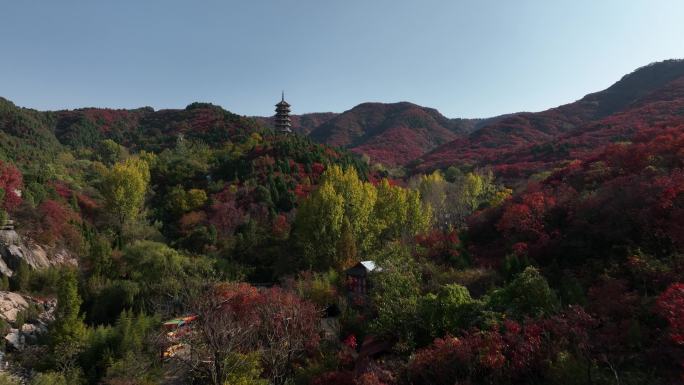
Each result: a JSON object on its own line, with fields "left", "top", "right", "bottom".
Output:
{"left": 0, "top": 292, "right": 55, "bottom": 351}
{"left": 0, "top": 292, "right": 28, "bottom": 324}
{"left": 0, "top": 228, "right": 77, "bottom": 277}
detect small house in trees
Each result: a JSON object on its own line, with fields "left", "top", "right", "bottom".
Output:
{"left": 345, "top": 261, "right": 379, "bottom": 295}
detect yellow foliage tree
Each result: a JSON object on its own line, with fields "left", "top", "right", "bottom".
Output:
{"left": 100, "top": 157, "right": 150, "bottom": 231}
{"left": 295, "top": 166, "right": 431, "bottom": 270}
{"left": 294, "top": 180, "right": 345, "bottom": 270}
{"left": 375, "top": 179, "right": 431, "bottom": 242}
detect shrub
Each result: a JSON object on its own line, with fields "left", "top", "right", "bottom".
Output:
{"left": 30, "top": 372, "right": 67, "bottom": 385}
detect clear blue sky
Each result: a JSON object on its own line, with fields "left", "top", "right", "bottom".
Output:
{"left": 1, "top": 0, "right": 683, "bottom": 118}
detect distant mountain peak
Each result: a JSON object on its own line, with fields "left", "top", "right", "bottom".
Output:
{"left": 414, "top": 59, "right": 684, "bottom": 175}
{"left": 306, "top": 102, "right": 481, "bottom": 166}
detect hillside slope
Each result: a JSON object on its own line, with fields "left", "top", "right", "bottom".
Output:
{"left": 308, "top": 102, "right": 485, "bottom": 166}
{"left": 415, "top": 59, "right": 684, "bottom": 174}
{"left": 53, "top": 102, "right": 263, "bottom": 152}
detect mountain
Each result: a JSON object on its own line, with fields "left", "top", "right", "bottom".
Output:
{"left": 307, "top": 102, "right": 492, "bottom": 166}
{"left": 414, "top": 59, "right": 684, "bottom": 175}
{"left": 256, "top": 102, "right": 499, "bottom": 167}
{"left": 0, "top": 97, "right": 63, "bottom": 165}
{"left": 52, "top": 102, "right": 264, "bottom": 152}
{"left": 1, "top": 61, "right": 684, "bottom": 385}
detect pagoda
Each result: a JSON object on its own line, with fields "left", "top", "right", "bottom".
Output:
{"left": 274, "top": 91, "right": 292, "bottom": 133}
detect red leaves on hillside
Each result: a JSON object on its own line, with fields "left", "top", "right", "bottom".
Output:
{"left": 657, "top": 283, "right": 684, "bottom": 345}
{"left": 202, "top": 283, "right": 321, "bottom": 382}
{"left": 409, "top": 307, "right": 597, "bottom": 385}
{"left": 52, "top": 181, "right": 72, "bottom": 200}
{"left": 76, "top": 193, "right": 100, "bottom": 217}
{"left": 415, "top": 229, "right": 460, "bottom": 263}
{"left": 416, "top": 68, "right": 684, "bottom": 178}
{"left": 311, "top": 162, "right": 325, "bottom": 175}
{"left": 310, "top": 371, "right": 355, "bottom": 385}
{"left": 496, "top": 190, "right": 556, "bottom": 246}
{"left": 294, "top": 183, "right": 311, "bottom": 198}
{"left": 310, "top": 102, "right": 464, "bottom": 166}
{"left": 352, "top": 126, "right": 428, "bottom": 166}
{"left": 37, "top": 199, "right": 80, "bottom": 247}
{"left": 0, "top": 161, "right": 22, "bottom": 212}
{"left": 272, "top": 214, "right": 290, "bottom": 238}
{"left": 178, "top": 211, "right": 207, "bottom": 235}
{"left": 408, "top": 322, "right": 544, "bottom": 384}
{"left": 469, "top": 127, "right": 684, "bottom": 262}
{"left": 82, "top": 108, "right": 140, "bottom": 134}
{"left": 208, "top": 189, "right": 245, "bottom": 236}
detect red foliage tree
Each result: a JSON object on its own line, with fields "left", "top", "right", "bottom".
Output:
{"left": 415, "top": 229, "right": 461, "bottom": 263}
{"left": 657, "top": 283, "right": 684, "bottom": 345}
{"left": 174, "top": 283, "right": 320, "bottom": 385}
{"left": 409, "top": 308, "right": 598, "bottom": 385}
{"left": 208, "top": 189, "right": 245, "bottom": 236}
{"left": 310, "top": 371, "right": 355, "bottom": 385}
{"left": 272, "top": 214, "right": 290, "bottom": 238}
{"left": 37, "top": 199, "right": 80, "bottom": 247}
{"left": 0, "top": 161, "right": 23, "bottom": 212}
{"left": 311, "top": 162, "right": 325, "bottom": 175}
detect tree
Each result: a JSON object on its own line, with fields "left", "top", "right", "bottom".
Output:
{"left": 374, "top": 179, "right": 431, "bottom": 242}
{"left": 336, "top": 218, "right": 357, "bottom": 270}
{"left": 223, "top": 353, "right": 268, "bottom": 385}
{"left": 295, "top": 166, "right": 429, "bottom": 271}
{"left": 322, "top": 165, "right": 377, "bottom": 253}
{"left": 294, "top": 180, "right": 345, "bottom": 270}
{"left": 0, "top": 160, "right": 22, "bottom": 212}
{"left": 29, "top": 372, "right": 67, "bottom": 385}
{"left": 169, "top": 283, "right": 319, "bottom": 385}
{"left": 100, "top": 156, "right": 150, "bottom": 232}
{"left": 96, "top": 139, "right": 128, "bottom": 165}
{"left": 0, "top": 373, "right": 20, "bottom": 385}
{"left": 166, "top": 185, "right": 208, "bottom": 216}
{"left": 209, "top": 187, "right": 244, "bottom": 237}
{"left": 656, "top": 283, "right": 684, "bottom": 345}
{"left": 420, "top": 284, "right": 480, "bottom": 340}
{"left": 50, "top": 269, "right": 87, "bottom": 376}
{"left": 37, "top": 199, "right": 78, "bottom": 247}
{"left": 369, "top": 250, "right": 421, "bottom": 350}
{"left": 123, "top": 240, "right": 212, "bottom": 311}
{"left": 256, "top": 288, "right": 321, "bottom": 384}
{"left": 408, "top": 306, "right": 601, "bottom": 385}
{"left": 488, "top": 266, "right": 558, "bottom": 318}
{"left": 413, "top": 169, "right": 505, "bottom": 230}
{"left": 154, "top": 139, "right": 211, "bottom": 187}
{"left": 415, "top": 171, "right": 449, "bottom": 228}
{"left": 169, "top": 283, "right": 260, "bottom": 385}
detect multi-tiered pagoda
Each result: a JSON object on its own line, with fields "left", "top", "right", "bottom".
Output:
{"left": 274, "top": 91, "right": 292, "bottom": 133}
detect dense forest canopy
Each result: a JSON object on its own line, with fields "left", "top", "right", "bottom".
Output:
{"left": 0, "top": 60, "right": 681, "bottom": 385}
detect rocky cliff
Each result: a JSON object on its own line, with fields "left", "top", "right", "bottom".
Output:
{"left": 0, "top": 227, "right": 77, "bottom": 277}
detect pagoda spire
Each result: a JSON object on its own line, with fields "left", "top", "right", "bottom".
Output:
{"left": 274, "top": 91, "right": 292, "bottom": 133}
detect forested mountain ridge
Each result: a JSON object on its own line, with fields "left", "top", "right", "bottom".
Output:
{"left": 259, "top": 102, "right": 494, "bottom": 166}
{"left": 414, "top": 59, "right": 684, "bottom": 176}
{"left": 251, "top": 61, "right": 684, "bottom": 172}
{"left": 0, "top": 60, "right": 681, "bottom": 385}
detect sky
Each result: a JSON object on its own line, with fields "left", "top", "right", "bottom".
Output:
{"left": 1, "top": 0, "right": 683, "bottom": 118}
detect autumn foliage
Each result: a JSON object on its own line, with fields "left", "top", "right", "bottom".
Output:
{"left": 0, "top": 160, "right": 22, "bottom": 212}
{"left": 657, "top": 283, "right": 684, "bottom": 345}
